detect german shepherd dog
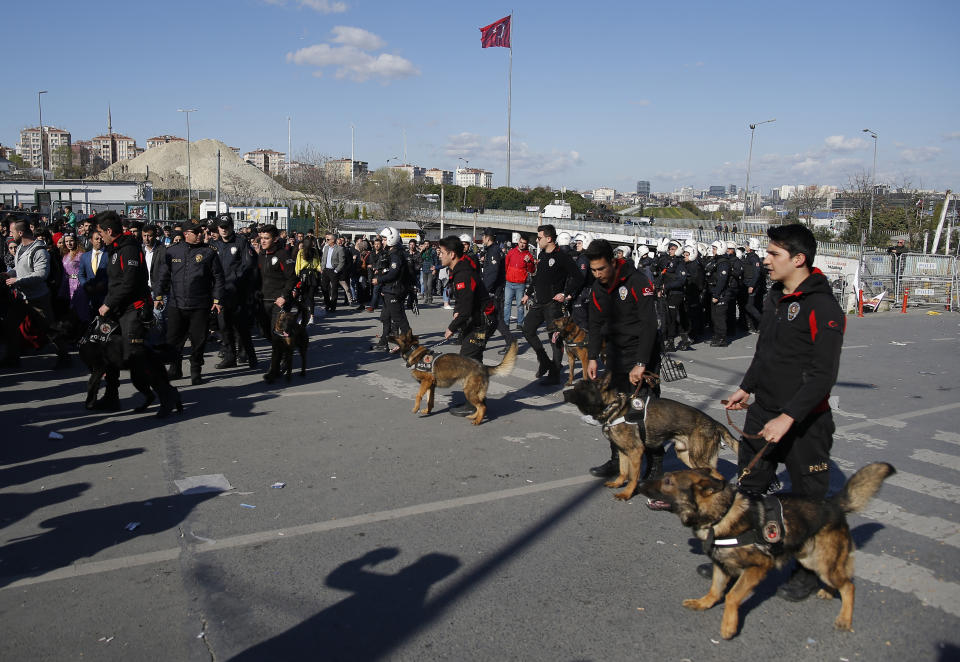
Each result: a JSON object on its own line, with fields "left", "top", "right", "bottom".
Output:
{"left": 548, "top": 316, "right": 594, "bottom": 386}
{"left": 265, "top": 308, "right": 308, "bottom": 383}
{"left": 638, "top": 463, "right": 895, "bottom": 638}
{"left": 77, "top": 317, "right": 182, "bottom": 417}
{"left": 388, "top": 328, "right": 518, "bottom": 425}
{"left": 563, "top": 373, "right": 738, "bottom": 500}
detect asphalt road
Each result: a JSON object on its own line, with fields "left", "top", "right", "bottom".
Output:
{"left": 1, "top": 304, "right": 958, "bottom": 661}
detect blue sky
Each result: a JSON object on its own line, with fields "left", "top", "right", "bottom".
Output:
{"left": 3, "top": 0, "right": 958, "bottom": 194}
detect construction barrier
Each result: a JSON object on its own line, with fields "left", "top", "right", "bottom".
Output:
{"left": 897, "top": 253, "right": 956, "bottom": 311}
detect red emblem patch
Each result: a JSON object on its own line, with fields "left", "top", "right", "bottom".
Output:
{"left": 455, "top": 282, "right": 466, "bottom": 290}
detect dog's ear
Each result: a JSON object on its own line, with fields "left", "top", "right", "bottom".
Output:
{"left": 598, "top": 371, "right": 612, "bottom": 389}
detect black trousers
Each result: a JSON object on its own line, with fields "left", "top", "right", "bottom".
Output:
{"left": 685, "top": 293, "right": 704, "bottom": 340}
{"left": 219, "top": 298, "right": 255, "bottom": 361}
{"left": 522, "top": 301, "right": 563, "bottom": 371}
{"left": 167, "top": 306, "right": 209, "bottom": 371}
{"left": 321, "top": 268, "right": 340, "bottom": 310}
{"left": 737, "top": 405, "right": 834, "bottom": 499}
{"left": 665, "top": 291, "right": 688, "bottom": 341}
{"left": 710, "top": 299, "right": 729, "bottom": 340}
{"left": 379, "top": 291, "right": 410, "bottom": 338}
{"left": 460, "top": 322, "right": 489, "bottom": 362}
{"left": 744, "top": 290, "right": 763, "bottom": 330}
{"left": 102, "top": 306, "right": 148, "bottom": 396}
{"left": 490, "top": 291, "right": 516, "bottom": 347}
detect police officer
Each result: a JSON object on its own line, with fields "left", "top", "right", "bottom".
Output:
{"left": 257, "top": 224, "right": 299, "bottom": 380}
{"left": 521, "top": 224, "right": 583, "bottom": 386}
{"left": 479, "top": 228, "right": 516, "bottom": 353}
{"left": 154, "top": 220, "right": 225, "bottom": 385}
{"left": 662, "top": 242, "right": 693, "bottom": 351}
{"left": 584, "top": 238, "right": 661, "bottom": 478}
{"left": 210, "top": 216, "right": 258, "bottom": 368}
{"left": 725, "top": 241, "right": 745, "bottom": 334}
{"left": 93, "top": 211, "right": 157, "bottom": 411}
{"left": 719, "top": 224, "right": 845, "bottom": 600}
{"left": 681, "top": 244, "right": 705, "bottom": 344}
{"left": 570, "top": 232, "right": 595, "bottom": 330}
{"left": 742, "top": 237, "right": 764, "bottom": 333}
{"left": 706, "top": 240, "right": 732, "bottom": 346}
{"left": 437, "top": 235, "right": 500, "bottom": 416}
{"left": 371, "top": 227, "right": 411, "bottom": 351}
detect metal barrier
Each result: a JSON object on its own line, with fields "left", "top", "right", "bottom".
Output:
{"left": 898, "top": 253, "right": 956, "bottom": 310}
{"left": 860, "top": 252, "right": 898, "bottom": 301}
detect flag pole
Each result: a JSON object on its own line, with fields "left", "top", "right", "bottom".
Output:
{"left": 507, "top": 11, "right": 513, "bottom": 189}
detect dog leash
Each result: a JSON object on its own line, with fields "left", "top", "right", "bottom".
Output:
{"left": 721, "top": 399, "right": 772, "bottom": 481}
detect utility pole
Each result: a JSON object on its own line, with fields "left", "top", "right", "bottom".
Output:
{"left": 38, "top": 90, "right": 48, "bottom": 190}
{"left": 742, "top": 118, "right": 775, "bottom": 223}
{"left": 177, "top": 108, "right": 197, "bottom": 218}
{"left": 863, "top": 129, "right": 878, "bottom": 239}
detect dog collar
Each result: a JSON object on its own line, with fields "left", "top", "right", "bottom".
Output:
{"left": 606, "top": 416, "right": 638, "bottom": 427}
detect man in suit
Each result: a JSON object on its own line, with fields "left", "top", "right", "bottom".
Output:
{"left": 320, "top": 232, "right": 346, "bottom": 312}
{"left": 78, "top": 230, "right": 109, "bottom": 316}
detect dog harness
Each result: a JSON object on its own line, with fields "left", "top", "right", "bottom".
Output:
{"left": 705, "top": 495, "right": 785, "bottom": 551}
{"left": 412, "top": 351, "right": 436, "bottom": 373}
{"left": 79, "top": 316, "right": 120, "bottom": 347}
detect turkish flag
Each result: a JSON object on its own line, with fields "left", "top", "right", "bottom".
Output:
{"left": 479, "top": 15, "right": 511, "bottom": 48}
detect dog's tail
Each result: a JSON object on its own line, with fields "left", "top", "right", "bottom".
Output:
{"left": 718, "top": 426, "right": 739, "bottom": 455}
{"left": 486, "top": 340, "right": 519, "bottom": 378}
{"left": 832, "top": 462, "right": 896, "bottom": 513}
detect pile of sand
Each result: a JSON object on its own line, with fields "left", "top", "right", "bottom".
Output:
{"left": 97, "top": 138, "right": 299, "bottom": 201}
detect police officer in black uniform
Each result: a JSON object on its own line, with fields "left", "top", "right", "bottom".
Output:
{"left": 521, "top": 224, "right": 583, "bottom": 386}
{"left": 717, "top": 224, "right": 846, "bottom": 601}
{"left": 681, "top": 244, "right": 705, "bottom": 343}
{"left": 725, "top": 241, "right": 745, "bottom": 334}
{"left": 584, "top": 239, "right": 661, "bottom": 477}
{"left": 663, "top": 242, "right": 693, "bottom": 351}
{"left": 570, "top": 232, "right": 595, "bottom": 331}
{"left": 154, "top": 220, "right": 225, "bottom": 385}
{"left": 257, "top": 224, "right": 299, "bottom": 380}
{"left": 742, "top": 238, "right": 764, "bottom": 333}
{"left": 479, "top": 228, "right": 516, "bottom": 353}
{"left": 210, "top": 216, "right": 258, "bottom": 368}
{"left": 94, "top": 211, "right": 171, "bottom": 413}
{"left": 706, "top": 240, "right": 732, "bottom": 346}
{"left": 371, "top": 226, "right": 411, "bottom": 351}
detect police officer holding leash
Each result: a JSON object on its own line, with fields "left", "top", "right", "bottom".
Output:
{"left": 716, "top": 224, "right": 844, "bottom": 601}
{"left": 584, "top": 238, "right": 661, "bottom": 478}
{"left": 371, "top": 227, "right": 411, "bottom": 352}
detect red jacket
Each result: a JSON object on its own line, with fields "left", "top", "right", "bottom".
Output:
{"left": 504, "top": 246, "right": 536, "bottom": 284}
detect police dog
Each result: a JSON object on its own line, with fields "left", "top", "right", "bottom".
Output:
{"left": 388, "top": 328, "right": 518, "bottom": 425}
{"left": 266, "top": 308, "right": 308, "bottom": 383}
{"left": 77, "top": 317, "right": 182, "bottom": 416}
{"left": 548, "top": 316, "right": 594, "bottom": 386}
{"left": 637, "top": 463, "right": 895, "bottom": 639}
{"left": 563, "top": 373, "right": 738, "bottom": 500}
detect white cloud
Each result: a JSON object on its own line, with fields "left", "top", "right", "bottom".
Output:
{"left": 442, "top": 132, "right": 581, "bottom": 176}
{"left": 824, "top": 135, "right": 868, "bottom": 152}
{"left": 943, "top": 131, "right": 960, "bottom": 141}
{"left": 265, "top": 0, "right": 348, "bottom": 13}
{"left": 899, "top": 146, "right": 942, "bottom": 163}
{"left": 654, "top": 169, "right": 696, "bottom": 183}
{"left": 330, "top": 25, "right": 385, "bottom": 50}
{"left": 286, "top": 27, "right": 419, "bottom": 82}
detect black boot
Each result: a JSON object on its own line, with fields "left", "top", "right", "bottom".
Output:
{"left": 664, "top": 338, "right": 676, "bottom": 352}
{"left": 534, "top": 355, "right": 551, "bottom": 378}
{"left": 539, "top": 368, "right": 561, "bottom": 386}
{"left": 589, "top": 444, "right": 620, "bottom": 477}
{"left": 215, "top": 354, "right": 237, "bottom": 369}
{"left": 190, "top": 367, "right": 203, "bottom": 386}
{"left": 777, "top": 565, "right": 820, "bottom": 601}
{"left": 167, "top": 361, "right": 183, "bottom": 380}
{"left": 92, "top": 390, "right": 121, "bottom": 411}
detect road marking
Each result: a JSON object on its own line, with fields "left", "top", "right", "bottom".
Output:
{"left": 716, "top": 355, "right": 754, "bottom": 361}
{"left": 843, "top": 344, "right": 870, "bottom": 349}
{"left": 836, "top": 402, "right": 960, "bottom": 433}
{"left": 278, "top": 389, "right": 340, "bottom": 397}
{"left": 835, "top": 430, "right": 888, "bottom": 449}
{"left": 833, "top": 456, "right": 960, "bottom": 504}
{"left": 911, "top": 449, "right": 960, "bottom": 473}
{"left": 857, "top": 499, "right": 960, "bottom": 548}
{"left": 934, "top": 430, "right": 960, "bottom": 447}
{"left": 856, "top": 552, "right": 960, "bottom": 619}
{"left": 931, "top": 338, "right": 957, "bottom": 341}
{"left": 1, "top": 475, "right": 596, "bottom": 590}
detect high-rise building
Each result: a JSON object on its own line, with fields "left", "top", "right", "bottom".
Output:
{"left": 425, "top": 168, "right": 453, "bottom": 186}
{"left": 388, "top": 163, "right": 426, "bottom": 183}
{"left": 324, "top": 158, "right": 368, "bottom": 181}
{"left": 455, "top": 167, "right": 493, "bottom": 189}
{"left": 708, "top": 185, "right": 727, "bottom": 197}
{"left": 593, "top": 187, "right": 616, "bottom": 202}
{"left": 729, "top": 184, "right": 737, "bottom": 195}
{"left": 244, "top": 149, "right": 286, "bottom": 176}
{"left": 16, "top": 126, "right": 72, "bottom": 170}
{"left": 91, "top": 133, "right": 139, "bottom": 164}
{"left": 146, "top": 135, "right": 186, "bottom": 150}
{"left": 636, "top": 180, "right": 650, "bottom": 197}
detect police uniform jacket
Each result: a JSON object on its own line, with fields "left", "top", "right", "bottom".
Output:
{"left": 742, "top": 251, "right": 763, "bottom": 291}
{"left": 525, "top": 246, "right": 583, "bottom": 303}
{"left": 210, "top": 233, "right": 256, "bottom": 296}
{"left": 448, "top": 255, "right": 495, "bottom": 335}
{"left": 104, "top": 233, "right": 150, "bottom": 314}
{"left": 707, "top": 254, "right": 732, "bottom": 300}
{"left": 740, "top": 269, "right": 844, "bottom": 422}
{"left": 258, "top": 245, "right": 298, "bottom": 302}
{"left": 663, "top": 259, "right": 687, "bottom": 293}
{"left": 480, "top": 242, "right": 506, "bottom": 294}
{"left": 154, "top": 241, "right": 225, "bottom": 310}
{"left": 587, "top": 259, "right": 658, "bottom": 372}
{"left": 682, "top": 259, "right": 704, "bottom": 297}
{"left": 378, "top": 245, "right": 408, "bottom": 296}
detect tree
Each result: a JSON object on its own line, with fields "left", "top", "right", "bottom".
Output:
{"left": 363, "top": 167, "right": 415, "bottom": 221}
{"left": 789, "top": 186, "right": 827, "bottom": 225}
{"left": 275, "top": 147, "right": 358, "bottom": 234}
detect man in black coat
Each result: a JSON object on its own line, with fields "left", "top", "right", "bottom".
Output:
{"left": 153, "top": 220, "right": 225, "bottom": 385}
{"left": 480, "top": 228, "right": 515, "bottom": 353}
{"left": 210, "top": 216, "right": 258, "bottom": 368}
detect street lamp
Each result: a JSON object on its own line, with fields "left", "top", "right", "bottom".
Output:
{"left": 863, "top": 129, "right": 878, "bottom": 239}
{"left": 458, "top": 157, "right": 470, "bottom": 208}
{"left": 385, "top": 156, "right": 399, "bottom": 220}
{"left": 742, "top": 118, "right": 775, "bottom": 223}
{"left": 177, "top": 108, "right": 197, "bottom": 218}
{"left": 38, "top": 91, "right": 48, "bottom": 190}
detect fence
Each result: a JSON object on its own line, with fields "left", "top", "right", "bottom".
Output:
{"left": 897, "top": 253, "right": 956, "bottom": 310}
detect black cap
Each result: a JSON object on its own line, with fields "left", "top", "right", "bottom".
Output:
{"left": 482, "top": 227, "right": 496, "bottom": 238}
{"left": 184, "top": 220, "right": 204, "bottom": 234}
